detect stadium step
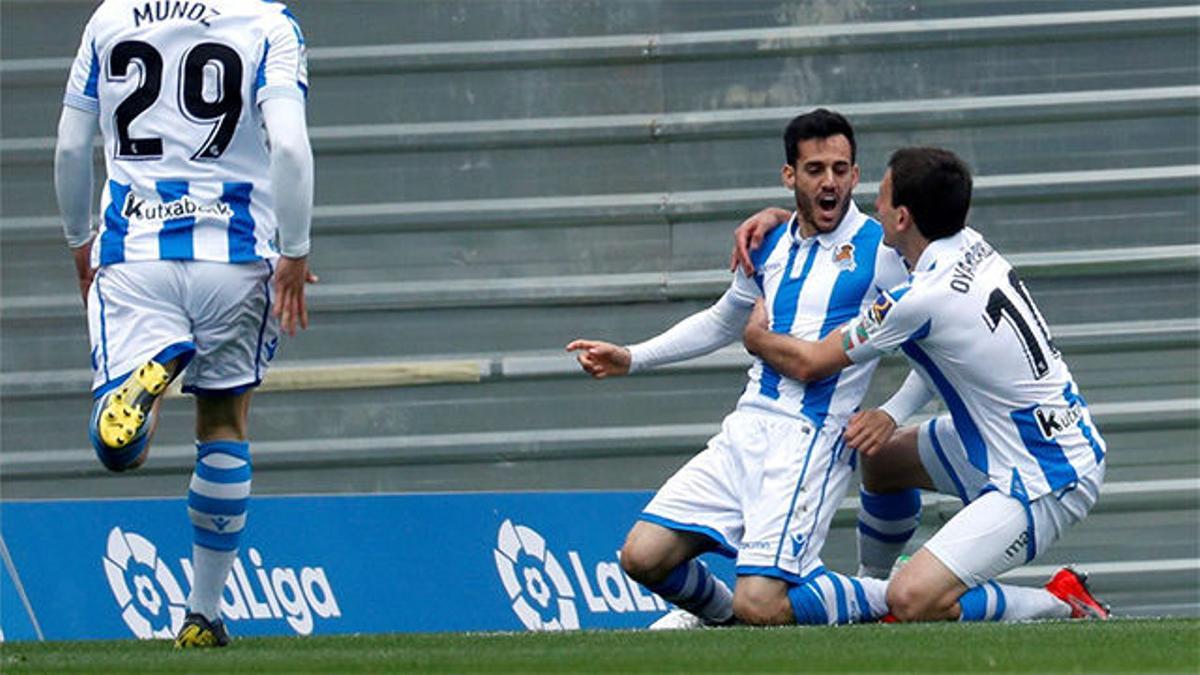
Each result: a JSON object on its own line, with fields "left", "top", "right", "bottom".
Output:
{"left": 3, "top": 5, "right": 1196, "bottom": 136}
{"left": 3, "top": 396, "right": 1195, "bottom": 485}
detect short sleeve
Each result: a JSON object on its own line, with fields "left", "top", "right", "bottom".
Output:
{"left": 843, "top": 284, "right": 930, "bottom": 363}
{"left": 255, "top": 10, "right": 309, "bottom": 104}
{"left": 63, "top": 19, "right": 101, "bottom": 114}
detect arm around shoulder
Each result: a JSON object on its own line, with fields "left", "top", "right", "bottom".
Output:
{"left": 731, "top": 207, "right": 792, "bottom": 275}
{"left": 743, "top": 315, "right": 853, "bottom": 382}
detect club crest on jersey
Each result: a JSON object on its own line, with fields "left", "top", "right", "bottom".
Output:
{"left": 832, "top": 243, "right": 856, "bottom": 272}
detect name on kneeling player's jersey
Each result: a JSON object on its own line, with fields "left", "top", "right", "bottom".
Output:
{"left": 949, "top": 240, "right": 995, "bottom": 294}
{"left": 1034, "top": 401, "right": 1083, "bottom": 440}
{"left": 132, "top": 2, "right": 221, "bottom": 28}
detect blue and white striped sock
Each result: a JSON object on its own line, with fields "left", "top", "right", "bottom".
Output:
{"left": 648, "top": 559, "right": 733, "bottom": 624}
{"left": 958, "top": 581, "right": 1071, "bottom": 622}
{"left": 857, "top": 488, "right": 922, "bottom": 578}
{"left": 186, "top": 440, "right": 251, "bottom": 621}
{"left": 789, "top": 570, "right": 889, "bottom": 625}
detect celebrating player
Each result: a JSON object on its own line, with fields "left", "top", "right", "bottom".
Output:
{"left": 737, "top": 146, "right": 1110, "bottom": 622}
{"left": 568, "top": 109, "right": 910, "bottom": 627}
{"left": 55, "top": 0, "right": 315, "bottom": 646}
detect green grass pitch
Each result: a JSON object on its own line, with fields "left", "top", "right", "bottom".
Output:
{"left": 4, "top": 619, "right": 1197, "bottom": 673}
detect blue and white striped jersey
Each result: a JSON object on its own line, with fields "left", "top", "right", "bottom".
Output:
{"left": 729, "top": 202, "right": 909, "bottom": 427}
{"left": 844, "top": 227, "right": 1107, "bottom": 501}
{"left": 63, "top": 0, "right": 308, "bottom": 266}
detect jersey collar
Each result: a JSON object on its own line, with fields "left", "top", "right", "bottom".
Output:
{"left": 788, "top": 200, "right": 865, "bottom": 250}
{"left": 914, "top": 227, "right": 976, "bottom": 272}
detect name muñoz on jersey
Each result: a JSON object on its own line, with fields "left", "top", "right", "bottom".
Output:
{"left": 63, "top": 0, "right": 308, "bottom": 266}
{"left": 844, "top": 227, "right": 1107, "bottom": 502}
{"left": 729, "top": 202, "right": 908, "bottom": 427}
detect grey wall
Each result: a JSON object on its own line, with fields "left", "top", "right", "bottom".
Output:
{"left": 1, "top": 0, "right": 1197, "bottom": 616}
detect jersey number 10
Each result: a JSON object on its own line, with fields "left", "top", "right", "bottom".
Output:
{"left": 983, "top": 269, "right": 1060, "bottom": 379}
{"left": 108, "top": 40, "right": 243, "bottom": 161}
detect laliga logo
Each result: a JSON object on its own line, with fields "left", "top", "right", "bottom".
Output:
{"left": 102, "top": 527, "right": 188, "bottom": 639}
{"left": 493, "top": 519, "right": 579, "bottom": 631}
{"left": 492, "top": 519, "right": 670, "bottom": 631}
{"left": 101, "top": 526, "right": 341, "bottom": 638}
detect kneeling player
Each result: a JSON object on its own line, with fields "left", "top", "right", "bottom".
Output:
{"left": 569, "top": 109, "right": 909, "bottom": 628}
{"left": 738, "top": 146, "right": 1109, "bottom": 622}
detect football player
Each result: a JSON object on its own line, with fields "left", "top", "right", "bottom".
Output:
{"left": 55, "top": 0, "right": 315, "bottom": 646}
{"left": 736, "top": 146, "right": 1110, "bottom": 622}
{"left": 568, "top": 109, "right": 910, "bottom": 628}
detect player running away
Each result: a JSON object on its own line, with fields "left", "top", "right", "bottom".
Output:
{"left": 55, "top": 0, "right": 315, "bottom": 646}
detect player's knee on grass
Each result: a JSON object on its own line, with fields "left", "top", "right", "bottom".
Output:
{"left": 886, "top": 574, "right": 961, "bottom": 622}
{"left": 732, "top": 577, "right": 792, "bottom": 625}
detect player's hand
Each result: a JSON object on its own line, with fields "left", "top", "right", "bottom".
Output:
{"left": 71, "top": 239, "right": 94, "bottom": 307}
{"left": 273, "top": 255, "right": 318, "bottom": 336}
{"left": 730, "top": 207, "right": 791, "bottom": 275}
{"left": 742, "top": 299, "right": 770, "bottom": 354}
{"left": 844, "top": 409, "right": 898, "bottom": 457}
{"left": 565, "top": 339, "right": 632, "bottom": 379}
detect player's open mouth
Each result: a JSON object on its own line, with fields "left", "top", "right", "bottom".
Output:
{"left": 817, "top": 194, "right": 839, "bottom": 218}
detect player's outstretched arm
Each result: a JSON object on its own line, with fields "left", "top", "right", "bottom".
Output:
{"left": 742, "top": 299, "right": 851, "bottom": 381}
{"left": 565, "top": 339, "right": 632, "bottom": 379}
{"left": 54, "top": 106, "right": 99, "bottom": 305}
{"left": 729, "top": 207, "right": 791, "bottom": 275}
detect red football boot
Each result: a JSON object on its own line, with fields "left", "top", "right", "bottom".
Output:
{"left": 1045, "top": 567, "right": 1111, "bottom": 620}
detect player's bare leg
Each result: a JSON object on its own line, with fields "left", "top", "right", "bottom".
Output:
{"left": 886, "top": 548, "right": 967, "bottom": 621}
{"left": 732, "top": 576, "right": 794, "bottom": 625}
{"left": 176, "top": 391, "right": 254, "bottom": 648}
{"left": 621, "top": 521, "right": 734, "bottom": 628}
{"left": 860, "top": 426, "right": 935, "bottom": 494}
{"left": 856, "top": 425, "right": 934, "bottom": 578}
{"left": 195, "top": 392, "right": 252, "bottom": 441}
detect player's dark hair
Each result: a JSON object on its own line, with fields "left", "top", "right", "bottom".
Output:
{"left": 886, "top": 147, "right": 973, "bottom": 241}
{"left": 784, "top": 108, "right": 856, "bottom": 166}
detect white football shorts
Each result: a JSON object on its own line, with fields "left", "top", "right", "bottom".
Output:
{"left": 87, "top": 260, "right": 279, "bottom": 397}
{"left": 917, "top": 415, "right": 991, "bottom": 504}
{"left": 918, "top": 414, "right": 1105, "bottom": 586}
{"left": 640, "top": 409, "right": 855, "bottom": 583}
